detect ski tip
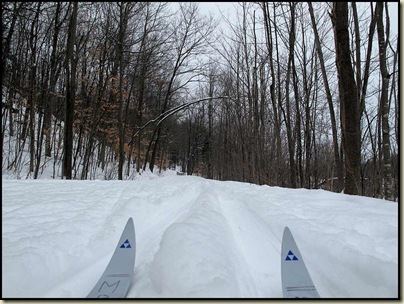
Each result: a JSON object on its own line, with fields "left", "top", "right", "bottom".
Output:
{"left": 282, "top": 226, "right": 293, "bottom": 241}
{"left": 126, "top": 217, "right": 134, "bottom": 230}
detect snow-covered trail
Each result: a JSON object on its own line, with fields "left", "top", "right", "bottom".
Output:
{"left": 2, "top": 174, "right": 398, "bottom": 298}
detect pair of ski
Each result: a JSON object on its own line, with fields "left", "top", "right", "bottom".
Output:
{"left": 87, "top": 218, "right": 320, "bottom": 298}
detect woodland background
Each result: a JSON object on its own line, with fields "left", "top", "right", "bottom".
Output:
{"left": 1, "top": 2, "right": 399, "bottom": 201}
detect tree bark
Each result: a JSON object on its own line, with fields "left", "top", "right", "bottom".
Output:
{"left": 262, "top": 2, "right": 282, "bottom": 186}
{"left": 63, "top": 2, "right": 78, "bottom": 179}
{"left": 117, "top": 2, "right": 127, "bottom": 180}
{"left": 332, "top": 2, "right": 361, "bottom": 195}
{"left": 283, "top": 2, "right": 297, "bottom": 188}
{"left": 308, "top": 2, "right": 343, "bottom": 192}
{"left": 375, "top": 2, "right": 394, "bottom": 201}
{"left": 28, "top": 3, "right": 42, "bottom": 175}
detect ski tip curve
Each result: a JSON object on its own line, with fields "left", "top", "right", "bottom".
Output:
{"left": 283, "top": 226, "right": 291, "bottom": 237}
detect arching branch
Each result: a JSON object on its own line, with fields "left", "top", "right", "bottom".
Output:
{"left": 128, "top": 96, "right": 230, "bottom": 145}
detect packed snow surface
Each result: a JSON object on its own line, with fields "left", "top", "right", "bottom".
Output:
{"left": 2, "top": 172, "right": 398, "bottom": 298}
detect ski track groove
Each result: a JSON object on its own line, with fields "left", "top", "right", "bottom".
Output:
{"left": 133, "top": 181, "right": 246, "bottom": 298}
{"left": 129, "top": 178, "right": 206, "bottom": 297}
{"left": 213, "top": 185, "right": 283, "bottom": 297}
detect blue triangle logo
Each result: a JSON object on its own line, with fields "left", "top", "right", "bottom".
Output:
{"left": 285, "top": 250, "right": 298, "bottom": 261}
{"left": 120, "top": 239, "right": 131, "bottom": 248}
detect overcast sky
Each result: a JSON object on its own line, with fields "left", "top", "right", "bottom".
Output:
{"left": 196, "top": 2, "right": 399, "bottom": 38}
{"left": 197, "top": 2, "right": 237, "bottom": 18}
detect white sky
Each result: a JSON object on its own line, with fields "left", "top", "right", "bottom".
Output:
{"left": 197, "top": 2, "right": 399, "bottom": 38}
{"left": 197, "top": 2, "right": 237, "bottom": 18}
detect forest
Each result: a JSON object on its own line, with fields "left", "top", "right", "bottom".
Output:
{"left": 1, "top": 2, "right": 399, "bottom": 201}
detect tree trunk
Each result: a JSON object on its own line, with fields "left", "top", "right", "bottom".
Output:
{"left": 28, "top": 3, "right": 41, "bottom": 175}
{"left": 45, "top": 2, "right": 63, "bottom": 158}
{"left": 308, "top": 3, "right": 343, "bottom": 192}
{"left": 375, "top": 2, "right": 394, "bottom": 201}
{"left": 332, "top": 2, "right": 361, "bottom": 195}
{"left": 63, "top": 2, "right": 78, "bottom": 179}
{"left": 262, "top": 2, "right": 282, "bottom": 186}
{"left": 117, "top": 2, "right": 130, "bottom": 180}
{"left": 283, "top": 2, "right": 297, "bottom": 188}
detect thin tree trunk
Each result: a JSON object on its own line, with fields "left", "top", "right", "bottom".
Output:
{"left": 375, "top": 2, "right": 394, "bottom": 201}
{"left": 308, "top": 3, "right": 343, "bottom": 192}
{"left": 45, "top": 2, "right": 63, "bottom": 158}
{"left": 117, "top": 3, "right": 128, "bottom": 180}
{"left": 262, "top": 2, "right": 282, "bottom": 186}
{"left": 283, "top": 2, "right": 297, "bottom": 188}
{"left": 28, "top": 3, "right": 42, "bottom": 176}
{"left": 63, "top": 2, "right": 78, "bottom": 179}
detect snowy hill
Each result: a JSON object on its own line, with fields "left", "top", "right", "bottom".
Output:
{"left": 2, "top": 173, "right": 398, "bottom": 298}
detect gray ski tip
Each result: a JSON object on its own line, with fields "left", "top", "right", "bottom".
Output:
{"left": 281, "top": 226, "right": 320, "bottom": 298}
{"left": 86, "top": 217, "right": 136, "bottom": 298}
{"left": 125, "top": 217, "right": 134, "bottom": 233}
{"left": 282, "top": 226, "right": 293, "bottom": 246}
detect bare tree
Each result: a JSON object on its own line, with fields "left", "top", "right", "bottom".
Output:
{"left": 27, "top": 3, "right": 42, "bottom": 176}
{"left": 63, "top": 2, "right": 78, "bottom": 179}
{"left": 308, "top": 3, "right": 343, "bottom": 192}
{"left": 375, "top": 2, "right": 394, "bottom": 201}
{"left": 1, "top": 1, "right": 398, "bottom": 197}
{"left": 117, "top": 2, "right": 135, "bottom": 180}
{"left": 147, "top": 3, "right": 215, "bottom": 172}
{"left": 332, "top": 2, "right": 361, "bottom": 195}
{"left": 262, "top": 2, "right": 282, "bottom": 186}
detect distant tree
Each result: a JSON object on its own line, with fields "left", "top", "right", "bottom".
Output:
{"left": 147, "top": 3, "right": 215, "bottom": 172}
{"left": 0, "top": 1, "right": 398, "bottom": 197}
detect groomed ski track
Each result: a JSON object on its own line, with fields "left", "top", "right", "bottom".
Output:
{"left": 2, "top": 174, "right": 398, "bottom": 298}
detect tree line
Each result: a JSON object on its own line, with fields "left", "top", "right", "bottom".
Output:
{"left": 1, "top": 2, "right": 398, "bottom": 201}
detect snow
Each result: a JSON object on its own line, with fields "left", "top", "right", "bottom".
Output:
{"left": 2, "top": 172, "right": 398, "bottom": 298}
